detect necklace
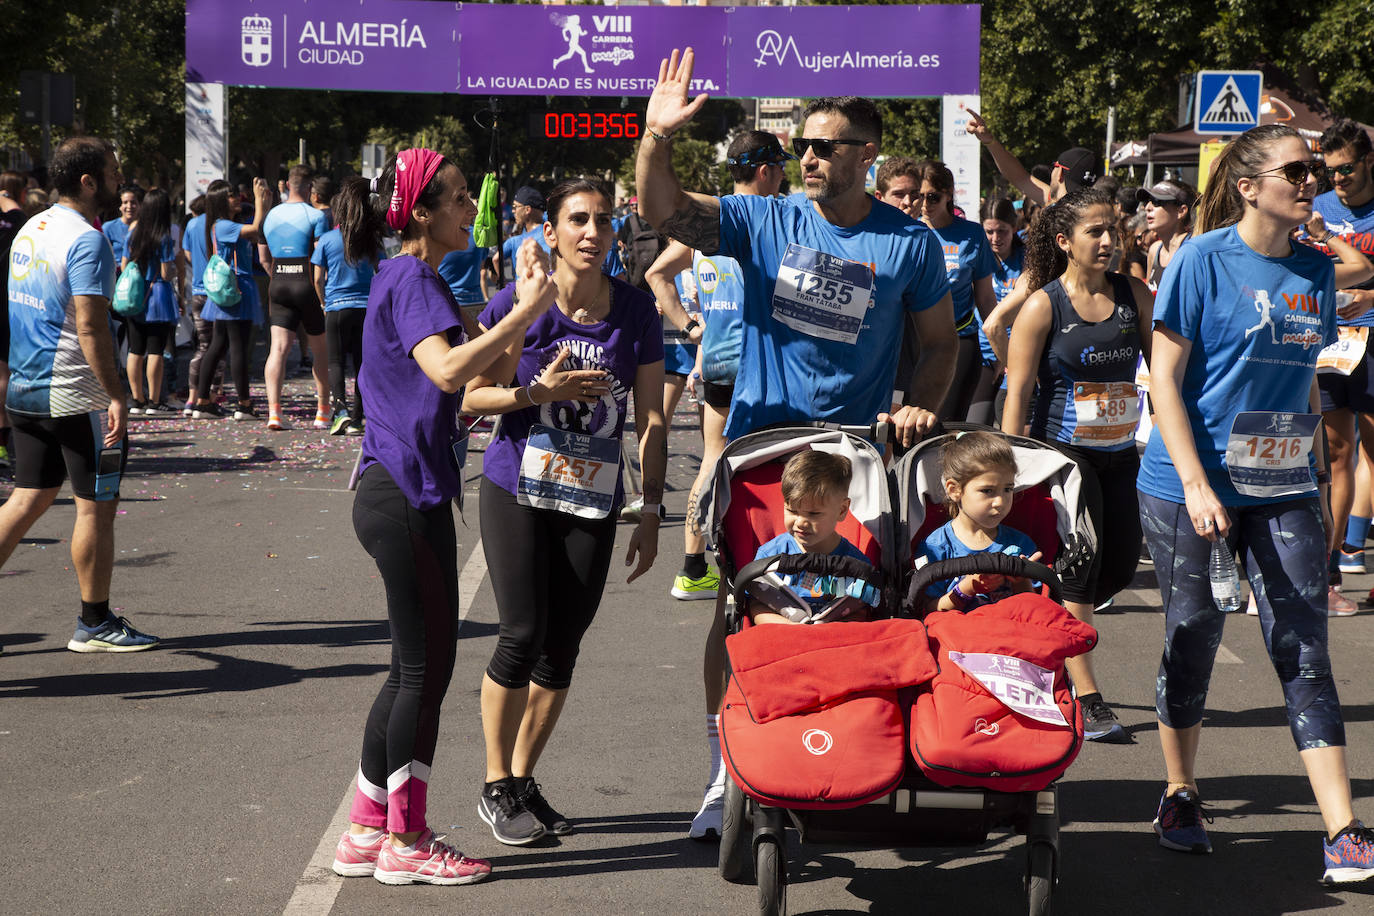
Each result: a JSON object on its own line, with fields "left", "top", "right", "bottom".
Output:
{"left": 567, "top": 279, "right": 612, "bottom": 324}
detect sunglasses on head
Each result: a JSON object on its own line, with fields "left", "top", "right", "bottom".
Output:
{"left": 1328, "top": 162, "right": 1361, "bottom": 177}
{"left": 792, "top": 137, "right": 868, "bottom": 159}
{"left": 1249, "top": 159, "right": 1327, "bottom": 186}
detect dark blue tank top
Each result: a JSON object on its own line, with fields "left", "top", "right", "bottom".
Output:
{"left": 1030, "top": 272, "right": 1141, "bottom": 450}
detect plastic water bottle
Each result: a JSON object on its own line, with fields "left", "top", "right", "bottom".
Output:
{"left": 1208, "top": 538, "right": 1242, "bottom": 613}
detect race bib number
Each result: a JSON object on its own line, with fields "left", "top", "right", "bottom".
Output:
{"left": 1070, "top": 381, "right": 1141, "bottom": 448}
{"left": 948, "top": 651, "right": 1068, "bottom": 727}
{"left": 770, "top": 244, "right": 874, "bottom": 344}
{"left": 1316, "top": 326, "right": 1368, "bottom": 376}
{"left": 1224, "top": 411, "right": 1319, "bottom": 498}
{"left": 517, "top": 425, "right": 621, "bottom": 519}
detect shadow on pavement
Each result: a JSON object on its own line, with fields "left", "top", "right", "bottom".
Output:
{"left": 0, "top": 648, "right": 387, "bottom": 699}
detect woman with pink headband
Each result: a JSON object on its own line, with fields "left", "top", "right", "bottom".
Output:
{"left": 331, "top": 148, "right": 558, "bottom": 886}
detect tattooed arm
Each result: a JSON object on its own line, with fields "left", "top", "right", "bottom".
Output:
{"left": 637, "top": 48, "right": 720, "bottom": 253}
{"left": 625, "top": 357, "right": 667, "bottom": 583}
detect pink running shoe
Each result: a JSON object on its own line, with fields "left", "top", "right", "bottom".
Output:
{"left": 1329, "top": 586, "right": 1358, "bottom": 618}
{"left": 332, "top": 830, "right": 386, "bottom": 877}
{"left": 373, "top": 829, "right": 492, "bottom": 886}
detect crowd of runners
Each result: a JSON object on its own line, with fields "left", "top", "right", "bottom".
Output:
{"left": 3, "top": 44, "right": 1374, "bottom": 889}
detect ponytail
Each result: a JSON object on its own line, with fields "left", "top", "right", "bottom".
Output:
{"left": 1194, "top": 124, "right": 1302, "bottom": 236}
{"left": 336, "top": 177, "right": 384, "bottom": 267}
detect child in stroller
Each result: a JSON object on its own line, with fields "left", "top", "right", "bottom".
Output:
{"left": 916, "top": 431, "right": 1044, "bottom": 613}
{"left": 747, "top": 449, "right": 883, "bottom": 626}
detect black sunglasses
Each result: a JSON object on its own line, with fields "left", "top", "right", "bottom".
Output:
{"left": 1249, "top": 159, "right": 1327, "bottom": 186}
{"left": 1328, "top": 162, "right": 1361, "bottom": 177}
{"left": 792, "top": 137, "right": 868, "bottom": 159}
{"left": 919, "top": 192, "right": 945, "bottom": 204}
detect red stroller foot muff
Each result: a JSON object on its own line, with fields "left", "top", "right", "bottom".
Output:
{"left": 911, "top": 592, "right": 1097, "bottom": 793}
{"left": 722, "top": 619, "right": 937, "bottom": 809}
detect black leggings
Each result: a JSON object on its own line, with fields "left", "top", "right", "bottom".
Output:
{"left": 1059, "top": 443, "right": 1142, "bottom": 605}
{"left": 481, "top": 476, "right": 618, "bottom": 691}
{"left": 327, "top": 308, "right": 365, "bottom": 419}
{"left": 186, "top": 296, "right": 222, "bottom": 396}
{"left": 351, "top": 463, "right": 460, "bottom": 833}
{"left": 196, "top": 319, "right": 254, "bottom": 402}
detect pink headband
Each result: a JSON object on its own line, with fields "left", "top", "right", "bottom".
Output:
{"left": 386, "top": 148, "right": 446, "bottom": 231}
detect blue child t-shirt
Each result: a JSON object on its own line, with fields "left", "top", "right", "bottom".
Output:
{"left": 1137, "top": 224, "right": 1337, "bottom": 506}
{"left": 753, "top": 532, "right": 882, "bottom": 614}
{"left": 917, "top": 520, "right": 1038, "bottom": 602}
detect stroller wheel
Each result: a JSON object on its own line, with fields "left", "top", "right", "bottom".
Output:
{"left": 719, "top": 777, "right": 751, "bottom": 883}
{"left": 1025, "top": 841, "right": 1055, "bottom": 916}
{"left": 755, "top": 835, "right": 787, "bottom": 916}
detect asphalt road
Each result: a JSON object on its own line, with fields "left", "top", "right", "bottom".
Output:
{"left": 3, "top": 375, "right": 1374, "bottom": 916}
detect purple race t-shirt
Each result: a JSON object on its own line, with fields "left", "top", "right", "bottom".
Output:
{"left": 479, "top": 275, "right": 665, "bottom": 502}
{"left": 357, "top": 256, "right": 468, "bottom": 510}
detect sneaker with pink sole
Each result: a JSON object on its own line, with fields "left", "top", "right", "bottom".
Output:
{"left": 331, "top": 830, "right": 386, "bottom": 877}
{"left": 1329, "top": 586, "right": 1358, "bottom": 618}
{"left": 373, "top": 829, "right": 492, "bottom": 886}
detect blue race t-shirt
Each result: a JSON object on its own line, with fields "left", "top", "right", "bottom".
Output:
{"left": 917, "top": 520, "right": 1038, "bottom": 601}
{"left": 753, "top": 532, "right": 881, "bottom": 613}
{"left": 718, "top": 193, "right": 951, "bottom": 439}
{"left": 262, "top": 200, "right": 327, "bottom": 259}
{"left": 928, "top": 215, "right": 997, "bottom": 337}
{"left": 1137, "top": 224, "right": 1338, "bottom": 506}
{"left": 7, "top": 204, "right": 116, "bottom": 417}
{"left": 478, "top": 276, "right": 664, "bottom": 503}
{"left": 130, "top": 234, "right": 179, "bottom": 324}
{"left": 182, "top": 214, "right": 209, "bottom": 297}
{"left": 501, "top": 226, "right": 550, "bottom": 280}
{"left": 310, "top": 228, "right": 379, "bottom": 311}
{"left": 693, "top": 249, "right": 745, "bottom": 385}
{"left": 357, "top": 256, "right": 468, "bottom": 510}
{"left": 102, "top": 218, "right": 133, "bottom": 265}
{"left": 437, "top": 244, "right": 490, "bottom": 307}
{"left": 202, "top": 219, "right": 262, "bottom": 323}
{"left": 1312, "top": 188, "right": 1374, "bottom": 325}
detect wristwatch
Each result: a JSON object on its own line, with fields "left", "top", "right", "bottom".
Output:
{"left": 683, "top": 317, "right": 701, "bottom": 336}
{"left": 640, "top": 502, "right": 667, "bottom": 520}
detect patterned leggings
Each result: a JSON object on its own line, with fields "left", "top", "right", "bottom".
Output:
{"left": 1138, "top": 491, "right": 1344, "bottom": 751}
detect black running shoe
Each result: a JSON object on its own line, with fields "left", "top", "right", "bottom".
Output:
{"left": 1082, "top": 696, "right": 1128, "bottom": 743}
{"left": 517, "top": 778, "right": 572, "bottom": 835}
{"left": 477, "top": 781, "right": 546, "bottom": 846}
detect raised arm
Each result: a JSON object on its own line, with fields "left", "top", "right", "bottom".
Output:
{"left": 636, "top": 48, "right": 720, "bottom": 252}
{"left": 965, "top": 110, "right": 1048, "bottom": 207}
{"left": 235, "top": 178, "right": 272, "bottom": 243}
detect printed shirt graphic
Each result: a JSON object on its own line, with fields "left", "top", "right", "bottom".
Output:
{"left": 718, "top": 193, "right": 950, "bottom": 439}
{"left": 692, "top": 248, "right": 745, "bottom": 384}
{"left": 7, "top": 204, "right": 116, "bottom": 417}
{"left": 479, "top": 276, "right": 664, "bottom": 502}
{"left": 753, "top": 532, "right": 881, "bottom": 613}
{"left": 1312, "top": 189, "right": 1374, "bottom": 327}
{"left": 263, "top": 201, "right": 327, "bottom": 259}
{"left": 310, "top": 228, "right": 379, "bottom": 311}
{"left": 1138, "top": 225, "right": 1337, "bottom": 506}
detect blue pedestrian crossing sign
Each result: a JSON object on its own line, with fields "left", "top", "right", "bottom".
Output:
{"left": 1195, "top": 71, "right": 1263, "bottom": 134}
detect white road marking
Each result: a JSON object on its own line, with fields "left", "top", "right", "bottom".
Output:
{"left": 282, "top": 539, "right": 488, "bottom": 915}
{"left": 1215, "top": 644, "right": 1243, "bottom": 664}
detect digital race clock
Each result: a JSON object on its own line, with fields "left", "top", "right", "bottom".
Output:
{"left": 530, "top": 111, "right": 641, "bottom": 141}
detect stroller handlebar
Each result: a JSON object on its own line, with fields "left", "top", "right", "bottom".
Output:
{"left": 905, "top": 553, "right": 1064, "bottom": 610}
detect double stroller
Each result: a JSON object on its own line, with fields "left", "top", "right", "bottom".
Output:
{"left": 701, "top": 423, "right": 1098, "bottom": 916}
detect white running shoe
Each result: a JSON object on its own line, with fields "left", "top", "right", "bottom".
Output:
{"left": 689, "top": 781, "right": 726, "bottom": 840}
{"left": 1329, "top": 586, "right": 1358, "bottom": 618}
